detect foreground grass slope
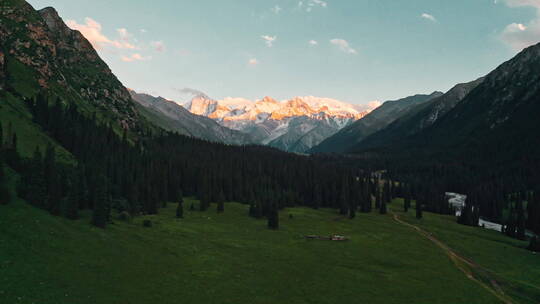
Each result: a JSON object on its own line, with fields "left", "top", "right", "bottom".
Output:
{"left": 3, "top": 196, "right": 525, "bottom": 303}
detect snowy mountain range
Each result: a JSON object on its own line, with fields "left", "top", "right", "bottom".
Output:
{"left": 183, "top": 93, "right": 380, "bottom": 153}
{"left": 129, "top": 90, "right": 252, "bottom": 145}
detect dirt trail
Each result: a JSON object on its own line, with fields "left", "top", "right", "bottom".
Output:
{"left": 391, "top": 212, "right": 514, "bottom": 304}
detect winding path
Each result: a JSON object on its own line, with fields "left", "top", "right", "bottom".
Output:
{"left": 391, "top": 211, "right": 515, "bottom": 304}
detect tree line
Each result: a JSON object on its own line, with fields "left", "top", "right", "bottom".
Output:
{"left": 2, "top": 94, "right": 401, "bottom": 229}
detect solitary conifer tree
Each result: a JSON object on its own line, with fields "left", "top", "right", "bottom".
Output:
{"left": 349, "top": 206, "right": 356, "bottom": 219}
{"left": 217, "top": 189, "right": 225, "bottom": 213}
{"left": 91, "top": 175, "right": 109, "bottom": 228}
{"left": 63, "top": 179, "right": 80, "bottom": 220}
{"left": 516, "top": 200, "right": 526, "bottom": 240}
{"left": 339, "top": 182, "right": 349, "bottom": 215}
{"left": 380, "top": 198, "right": 387, "bottom": 215}
{"left": 0, "top": 121, "right": 3, "bottom": 148}
{"left": 404, "top": 197, "right": 411, "bottom": 212}
{"left": 375, "top": 190, "right": 382, "bottom": 209}
{"left": 268, "top": 203, "right": 279, "bottom": 230}
{"left": 255, "top": 201, "right": 263, "bottom": 219}
{"left": 217, "top": 200, "right": 224, "bottom": 213}
{"left": 44, "top": 145, "right": 62, "bottom": 216}
{"left": 176, "top": 201, "right": 184, "bottom": 218}
{"left": 248, "top": 201, "right": 256, "bottom": 217}
{"left": 0, "top": 161, "right": 10, "bottom": 205}
{"left": 529, "top": 236, "right": 540, "bottom": 252}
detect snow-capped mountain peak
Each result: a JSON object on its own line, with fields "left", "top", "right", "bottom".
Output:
{"left": 181, "top": 91, "right": 379, "bottom": 153}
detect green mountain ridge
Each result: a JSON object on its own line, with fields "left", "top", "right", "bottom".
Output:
{"left": 310, "top": 91, "right": 443, "bottom": 153}
{"left": 410, "top": 42, "right": 540, "bottom": 160}
{"left": 352, "top": 77, "right": 484, "bottom": 151}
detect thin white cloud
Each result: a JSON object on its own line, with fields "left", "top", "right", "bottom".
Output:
{"left": 121, "top": 53, "right": 151, "bottom": 62}
{"left": 421, "top": 13, "right": 437, "bottom": 22}
{"left": 330, "top": 39, "right": 357, "bottom": 54}
{"left": 271, "top": 5, "right": 282, "bottom": 14}
{"left": 151, "top": 41, "right": 166, "bottom": 52}
{"left": 117, "top": 28, "right": 131, "bottom": 40}
{"left": 500, "top": 0, "right": 540, "bottom": 50}
{"left": 501, "top": 21, "right": 540, "bottom": 50}
{"left": 140, "top": 29, "right": 148, "bottom": 33}
{"left": 248, "top": 58, "right": 259, "bottom": 66}
{"left": 298, "top": 0, "right": 328, "bottom": 12}
{"left": 504, "top": 0, "right": 540, "bottom": 9}
{"left": 312, "top": 0, "right": 328, "bottom": 7}
{"left": 66, "top": 18, "right": 136, "bottom": 50}
{"left": 261, "top": 35, "right": 277, "bottom": 47}
{"left": 309, "top": 40, "right": 318, "bottom": 46}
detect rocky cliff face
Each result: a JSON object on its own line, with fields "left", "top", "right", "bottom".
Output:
{"left": 0, "top": 0, "right": 139, "bottom": 130}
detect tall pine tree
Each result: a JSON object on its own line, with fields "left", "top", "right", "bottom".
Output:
{"left": 91, "top": 174, "right": 109, "bottom": 228}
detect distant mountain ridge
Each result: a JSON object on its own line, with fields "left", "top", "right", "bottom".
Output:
{"left": 129, "top": 90, "right": 254, "bottom": 145}
{"left": 186, "top": 94, "right": 370, "bottom": 123}
{"left": 183, "top": 93, "right": 377, "bottom": 153}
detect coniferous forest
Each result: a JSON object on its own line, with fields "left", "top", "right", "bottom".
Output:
{"left": 0, "top": 92, "right": 537, "bottom": 238}
{"left": 1, "top": 94, "right": 379, "bottom": 228}
{"left": 1, "top": 91, "right": 539, "bottom": 247}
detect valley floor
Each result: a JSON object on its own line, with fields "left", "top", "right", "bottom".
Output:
{"left": 1, "top": 196, "right": 539, "bottom": 304}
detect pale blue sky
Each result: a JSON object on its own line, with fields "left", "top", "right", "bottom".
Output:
{"left": 27, "top": 0, "right": 540, "bottom": 105}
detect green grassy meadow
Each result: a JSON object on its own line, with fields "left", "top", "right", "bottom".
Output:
{"left": 392, "top": 200, "right": 540, "bottom": 304}
{"left": 1, "top": 172, "right": 538, "bottom": 304}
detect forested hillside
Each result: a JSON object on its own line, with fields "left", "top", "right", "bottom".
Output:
{"left": 0, "top": 0, "right": 370, "bottom": 228}
{"left": 335, "top": 43, "right": 540, "bottom": 242}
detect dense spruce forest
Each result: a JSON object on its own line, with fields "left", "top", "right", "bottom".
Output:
{"left": 0, "top": 93, "right": 386, "bottom": 228}
{"left": 1, "top": 91, "right": 539, "bottom": 250}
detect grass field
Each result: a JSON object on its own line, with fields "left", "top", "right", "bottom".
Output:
{"left": 392, "top": 200, "right": 540, "bottom": 304}
{"left": 1, "top": 180, "right": 539, "bottom": 304}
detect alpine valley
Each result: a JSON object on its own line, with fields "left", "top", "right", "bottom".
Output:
{"left": 1, "top": 1, "right": 540, "bottom": 304}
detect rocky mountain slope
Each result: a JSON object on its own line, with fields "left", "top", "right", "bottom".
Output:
{"left": 1, "top": 0, "right": 252, "bottom": 146}
{"left": 130, "top": 90, "right": 253, "bottom": 145}
{"left": 310, "top": 91, "right": 443, "bottom": 153}
{"left": 184, "top": 93, "right": 372, "bottom": 153}
{"left": 0, "top": 1, "right": 140, "bottom": 131}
